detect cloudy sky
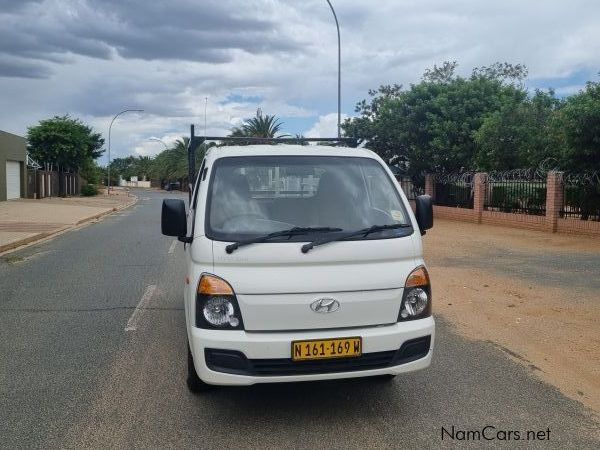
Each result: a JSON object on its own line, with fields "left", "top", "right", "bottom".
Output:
{"left": 1, "top": 0, "right": 600, "bottom": 161}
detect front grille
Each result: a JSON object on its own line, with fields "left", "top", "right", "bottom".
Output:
{"left": 251, "top": 350, "right": 397, "bottom": 375}
{"left": 205, "top": 335, "right": 431, "bottom": 377}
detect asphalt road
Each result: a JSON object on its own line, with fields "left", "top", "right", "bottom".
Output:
{"left": 1, "top": 190, "right": 598, "bottom": 449}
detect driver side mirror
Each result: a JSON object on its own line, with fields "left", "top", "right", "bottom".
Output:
{"left": 161, "top": 199, "right": 189, "bottom": 242}
{"left": 415, "top": 195, "right": 433, "bottom": 235}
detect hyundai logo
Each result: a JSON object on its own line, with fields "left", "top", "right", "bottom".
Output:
{"left": 310, "top": 297, "right": 340, "bottom": 313}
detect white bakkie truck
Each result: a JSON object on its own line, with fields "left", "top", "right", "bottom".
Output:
{"left": 162, "top": 144, "right": 434, "bottom": 392}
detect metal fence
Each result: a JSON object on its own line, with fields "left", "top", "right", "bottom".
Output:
{"left": 26, "top": 170, "right": 80, "bottom": 198}
{"left": 484, "top": 169, "right": 547, "bottom": 216}
{"left": 434, "top": 172, "right": 474, "bottom": 208}
{"left": 396, "top": 176, "right": 424, "bottom": 201}
{"left": 561, "top": 172, "right": 600, "bottom": 221}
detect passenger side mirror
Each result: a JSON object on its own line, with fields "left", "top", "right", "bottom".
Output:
{"left": 415, "top": 195, "right": 433, "bottom": 235}
{"left": 161, "top": 199, "right": 188, "bottom": 240}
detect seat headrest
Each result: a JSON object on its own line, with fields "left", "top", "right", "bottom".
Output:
{"left": 217, "top": 171, "right": 251, "bottom": 198}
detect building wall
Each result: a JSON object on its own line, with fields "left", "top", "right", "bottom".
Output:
{"left": 0, "top": 130, "right": 27, "bottom": 201}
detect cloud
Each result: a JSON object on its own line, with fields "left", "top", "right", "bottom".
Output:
{"left": 305, "top": 113, "right": 349, "bottom": 139}
{"left": 134, "top": 134, "right": 182, "bottom": 157}
{"left": 0, "top": 56, "right": 52, "bottom": 78}
{"left": 0, "top": 0, "right": 42, "bottom": 12}
{"left": 0, "top": 0, "right": 306, "bottom": 78}
{"left": 1, "top": 0, "right": 600, "bottom": 160}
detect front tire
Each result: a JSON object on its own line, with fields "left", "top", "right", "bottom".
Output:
{"left": 187, "top": 344, "right": 212, "bottom": 393}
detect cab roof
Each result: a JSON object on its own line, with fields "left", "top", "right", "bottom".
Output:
{"left": 205, "top": 145, "right": 380, "bottom": 161}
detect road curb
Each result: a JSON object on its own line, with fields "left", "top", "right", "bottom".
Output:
{"left": 0, "top": 195, "right": 138, "bottom": 256}
{"left": 74, "top": 195, "right": 138, "bottom": 225}
{"left": 0, "top": 231, "right": 57, "bottom": 254}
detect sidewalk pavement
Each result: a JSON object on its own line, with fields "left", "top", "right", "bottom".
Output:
{"left": 0, "top": 192, "right": 137, "bottom": 254}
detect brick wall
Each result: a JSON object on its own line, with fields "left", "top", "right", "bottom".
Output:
{"left": 427, "top": 171, "right": 599, "bottom": 237}
{"left": 481, "top": 210, "right": 545, "bottom": 231}
{"left": 556, "top": 218, "right": 600, "bottom": 236}
{"left": 433, "top": 205, "right": 478, "bottom": 223}
{"left": 545, "top": 171, "right": 563, "bottom": 232}
{"left": 425, "top": 174, "right": 435, "bottom": 197}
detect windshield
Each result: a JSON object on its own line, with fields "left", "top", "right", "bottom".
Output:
{"left": 205, "top": 155, "right": 412, "bottom": 242}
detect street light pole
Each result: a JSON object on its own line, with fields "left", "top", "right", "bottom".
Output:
{"left": 325, "top": 0, "right": 341, "bottom": 139}
{"left": 204, "top": 97, "right": 208, "bottom": 137}
{"left": 107, "top": 109, "right": 143, "bottom": 194}
{"left": 149, "top": 137, "right": 168, "bottom": 149}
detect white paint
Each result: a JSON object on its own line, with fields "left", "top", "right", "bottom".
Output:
{"left": 125, "top": 284, "right": 156, "bottom": 331}
{"left": 5, "top": 160, "right": 21, "bottom": 199}
{"left": 190, "top": 318, "right": 435, "bottom": 386}
{"left": 181, "top": 145, "right": 435, "bottom": 385}
{"left": 168, "top": 240, "right": 177, "bottom": 254}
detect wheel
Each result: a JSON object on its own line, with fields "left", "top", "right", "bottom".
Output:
{"left": 187, "top": 344, "right": 212, "bottom": 393}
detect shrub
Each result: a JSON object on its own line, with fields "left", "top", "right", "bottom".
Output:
{"left": 564, "top": 184, "right": 600, "bottom": 220}
{"left": 434, "top": 183, "right": 473, "bottom": 207}
{"left": 489, "top": 184, "right": 546, "bottom": 214}
{"left": 81, "top": 184, "right": 98, "bottom": 196}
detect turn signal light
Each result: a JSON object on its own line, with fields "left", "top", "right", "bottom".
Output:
{"left": 198, "top": 274, "right": 234, "bottom": 295}
{"left": 405, "top": 266, "right": 430, "bottom": 288}
{"left": 196, "top": 274, "right": 243, "bottom": 330}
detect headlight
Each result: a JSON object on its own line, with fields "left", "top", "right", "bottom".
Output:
{"left": 401, "top": 288, "right": 428, "bottom": 317}
{"left": 399, "top": 266, "right": 432, "bottom": 321}
{"left": 196, "top": 274, "right": 244, "bottom": 329}
{"left": 203, "top": 297, "right": 237, "bottom": 326}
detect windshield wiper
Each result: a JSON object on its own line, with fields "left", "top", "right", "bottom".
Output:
{"left": 301, "top": 223, "right": 412, "bottom": 254}
{"left": 225, "top": 227, "right": 342, "bottom": 254}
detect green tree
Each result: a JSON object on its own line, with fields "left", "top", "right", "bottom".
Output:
{"left": 27, "top": 115, "right": 104, "bottom": 172}
{"left": 552, "top": 80, "right": 600, "bottom": 220}
{"left": 80, "top": 158, "right": 103, "bottom": 185}
{"left": 134, "top": 156, "right": 152, "bottom": 180}
{"left": 109, "top": 155, "right": 156, "bottom": 182}
{"left": 241, "top": 113, "right": 284, "bottom": 137}
{"left": 554, "top": 80, "right": 600, "bottom": 172}
{"left": 149, "top": 137, "right": 209, "bottom": 183}
{"left": 227, "top": 110, "right": 288, "bottom": 141}
{"left": 109, "top": 156, "right": 137, "bottom": 181}
{"left": 150, "top": 138, "right": 188, "bottom": 180}
{"left": 474, "top": 90, "right": 562, "bottom": 170}
{"left": 343, "top": 62, "right": 528, "bottom": 176}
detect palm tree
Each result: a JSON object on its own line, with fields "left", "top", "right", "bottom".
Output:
{"left": 228, "top": 109, "right": 289, "bottom": 140}
{"left": 149, "top": 137, "right": 211, "bottom": 183}
{"left": 242, "top": 113, "right": 283, "bottom": 138}
{"left": 135, "top": 156, "right": 153, "bottom": 180}
{"left": 229, "top": 126, "right": 247, "bottom": 138}
{"left": 291, "top": 134, "right": 309, "bottom": 146}
{"left": 149, "top": 137, "right": 188, "bottom": 181}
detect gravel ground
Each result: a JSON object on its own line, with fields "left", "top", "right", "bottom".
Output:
{"left": 424, "top": 219, "right": 600, "bottom": 413}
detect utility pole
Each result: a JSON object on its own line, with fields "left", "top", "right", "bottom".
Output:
{"left": 204, "top": 97, "right": 208, "bottom": 136}
{"left": 325, "top": 0, "right": 341, "bottom": 138}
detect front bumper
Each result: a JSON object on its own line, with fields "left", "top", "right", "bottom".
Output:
{"left": 189, "top": 316, "right": 435, "bottom": 385}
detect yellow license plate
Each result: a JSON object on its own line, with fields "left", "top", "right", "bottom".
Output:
{"left": 292, "top": 337, "right": 362, "bottom": 361}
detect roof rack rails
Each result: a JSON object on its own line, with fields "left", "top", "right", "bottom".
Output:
{"left": 186, "top": 124, "right": 356, "bottom": 191}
